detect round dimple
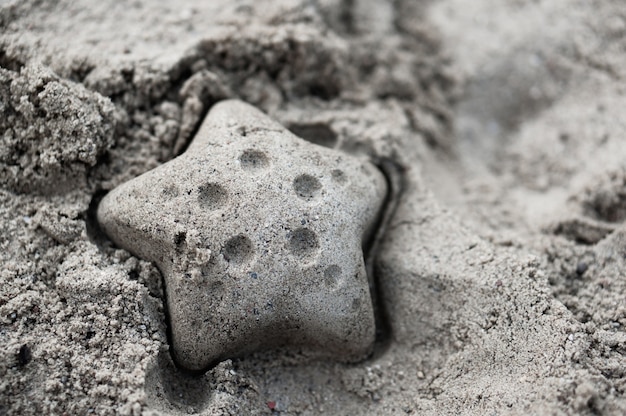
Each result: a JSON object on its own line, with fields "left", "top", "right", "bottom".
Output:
{"left": 197, "top": 183, "right": 228, "bottom": 210}
{"left": 162, "top": 184, "right": 179, "bottom": 198}
{"left": 293, "top": 174, "right": 322, "bottom": 201}
{"left": 239, "top": 149, "right": 269, "bottom": 171}
{"left": 331, "top": 169, "right": 346, "bottom": 184}
{"left": 222, "top": 235, "right": 254, "bottom": 264}
{"left": 323, "top": 265, "right": 342, "bottom": 287}
{"left": 287, "top": 228, "right": 319, "bottom": 258}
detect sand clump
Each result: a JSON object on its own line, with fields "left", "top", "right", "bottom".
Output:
{"left": 0, "top": 64, "right": 118, "bottom": 193}
{"left": 1, "top": 0, "right": 625, "bottom": 415}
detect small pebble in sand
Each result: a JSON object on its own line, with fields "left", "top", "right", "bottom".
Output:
{"left": 97, "top": 100, "right": 387, "bottom": 371}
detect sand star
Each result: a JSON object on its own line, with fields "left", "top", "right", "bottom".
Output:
{"left": 97, "top": 100, "right": 387, "bottom": 371}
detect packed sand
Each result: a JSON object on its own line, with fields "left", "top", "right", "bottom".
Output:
{"left": 1, "top": 0, "right": 625, "bottom": 415}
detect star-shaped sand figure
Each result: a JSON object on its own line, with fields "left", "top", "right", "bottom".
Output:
{"left": 98, "top": 100, "right": 388, "bottom": 371}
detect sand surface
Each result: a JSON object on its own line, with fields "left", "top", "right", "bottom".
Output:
{"left": 1, "top": 0, "right": 625, "bottom": 414}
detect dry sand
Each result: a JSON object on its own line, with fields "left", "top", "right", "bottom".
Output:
{"left": 1, "top": 0, "right": 625, "bottom": 414}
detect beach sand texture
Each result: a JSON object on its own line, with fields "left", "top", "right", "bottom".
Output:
{"left": 1, "top": 0, "right": 625, "bottom": 414}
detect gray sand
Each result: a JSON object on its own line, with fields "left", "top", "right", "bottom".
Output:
{"left": 1, "top": 0, "right": 625, "bottom": 415}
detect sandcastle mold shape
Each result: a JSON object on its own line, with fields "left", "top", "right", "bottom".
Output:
{"left": 97, "top": 100, "right": 388, "bottom": 371}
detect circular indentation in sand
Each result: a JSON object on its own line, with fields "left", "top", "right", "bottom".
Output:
{"left": 197, "top": 183, "right": 227, "bottom": 210}
{"left": 162, "top": 184, "right": 179, "bottom": 198}
{"left": 239, "top": 149, "right": 269, "bottom": 171}
{"left": 222, "top": 235, "right": 254, "bottom": 264}
{"left": 323, "top": 265, "right": 342, "bottom": 287}
{"left": 293, "top": 174, "right": 322, "bottom": 201}
{"left": 331, "top": 169, "right": 346, "bottom": 184}
{"left": 287, "top": 228, "right": 319, "bottom": 258}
